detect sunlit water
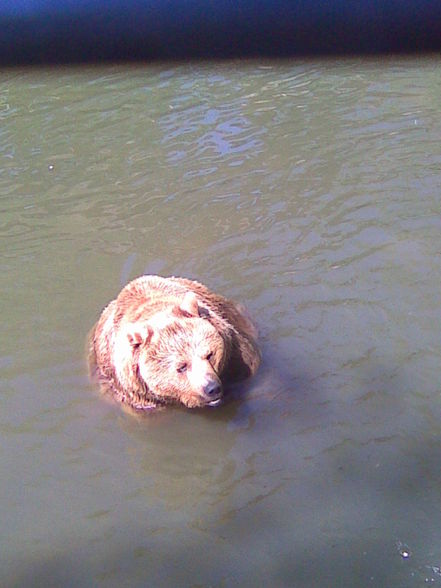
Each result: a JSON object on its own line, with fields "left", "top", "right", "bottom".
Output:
{"left": 1, "top": 59, "right": 441, "bottom": 587}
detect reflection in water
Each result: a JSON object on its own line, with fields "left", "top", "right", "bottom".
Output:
{"left": 2, "top": 60, "right": 441, "bottom": 587}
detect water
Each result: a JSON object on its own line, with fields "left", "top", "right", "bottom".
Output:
{"left": 1, "top": 59, "right": 441, "bottom": 587}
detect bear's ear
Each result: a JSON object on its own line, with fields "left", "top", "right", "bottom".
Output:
{"left": 178, "top": 291, "right": 200, "bottom": 317}
{"left": 126, "top": 323, "right": 154, "bottom": 347}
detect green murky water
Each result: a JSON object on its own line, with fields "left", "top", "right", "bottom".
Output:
{"left": 1, "top": 59, "right": 441, "bottom": 587}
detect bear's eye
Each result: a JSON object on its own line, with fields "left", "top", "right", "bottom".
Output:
{"left": 205, "top": 352, "right": 213, "bottom": 361}
{"left": 177, "top": 363, "right": 188, "bottom": 374}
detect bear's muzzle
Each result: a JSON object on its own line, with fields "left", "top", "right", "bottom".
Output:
{"left": 203, "top": 379, "right": 223, "bottom": 406}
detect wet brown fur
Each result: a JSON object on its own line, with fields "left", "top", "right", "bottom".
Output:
{"left": 88, "top": 275, "right": 260, "bottom": 411}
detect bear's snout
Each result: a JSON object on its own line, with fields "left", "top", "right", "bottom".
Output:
{"left": 203, "top": 379, "right": 222, "bottom": 399}
{"left": 203, "top": 379, "right": 223, "bottom": 407}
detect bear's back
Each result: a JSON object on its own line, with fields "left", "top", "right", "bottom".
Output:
{"left": 114, "top": 275, "right": 188, "bottom": 323}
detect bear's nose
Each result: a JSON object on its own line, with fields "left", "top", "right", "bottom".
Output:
{"left": 203, "top": 380, "right": 222, "bottom": 398}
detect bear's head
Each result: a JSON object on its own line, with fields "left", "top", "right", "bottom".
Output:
{"left": 114, "top": 292, "right": 229, "bottom": 408}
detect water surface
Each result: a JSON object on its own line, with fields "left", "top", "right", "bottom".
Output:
{"left": 1, "top": 59, "right": 441, "bottom": 587}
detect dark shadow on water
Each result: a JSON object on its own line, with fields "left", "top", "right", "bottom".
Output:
{"left": 6, "top": 472, "right": 441, "bottom": 588}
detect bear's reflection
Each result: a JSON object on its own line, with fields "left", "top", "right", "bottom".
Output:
{"left": 116, "top": 402, "right": 244, "bottom": 510}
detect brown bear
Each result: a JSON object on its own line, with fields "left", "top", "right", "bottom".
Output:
{"left": 88, "top": 275, "right": 260, "bottom": 410}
